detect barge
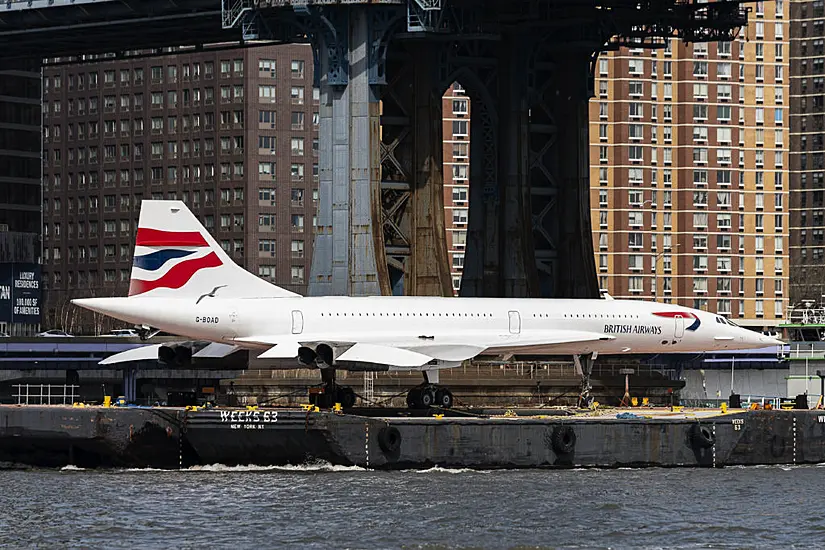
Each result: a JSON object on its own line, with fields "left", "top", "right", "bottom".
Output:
{"left": 2, "top": 404, "right": 824, "bottom": 469}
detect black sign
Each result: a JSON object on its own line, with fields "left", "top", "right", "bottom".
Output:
{"left": 0, "top": 263, "right": 41, "bottom": 323}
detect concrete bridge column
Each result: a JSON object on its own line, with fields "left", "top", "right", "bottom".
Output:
{"left": 496, "top": 33, "right": 536, "bottom": 297}
{"left": 552, "top": 53, "right": 600, "bottom": 299}
{"left": 408, "top": 43, "right": 453, "bottom": 297}
{"left": 378, "top": 41, "right": 452, "bottom": 296}
{"left": 308, "top": 7, "right": 387, "bottom": 296}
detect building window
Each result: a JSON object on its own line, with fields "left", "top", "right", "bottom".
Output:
{"left": 453, "top": 99, "right": 468, "bottom": 115}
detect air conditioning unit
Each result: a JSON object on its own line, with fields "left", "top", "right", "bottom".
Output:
{"left": 0, "top": 224, "right": 8, "bottom": 232}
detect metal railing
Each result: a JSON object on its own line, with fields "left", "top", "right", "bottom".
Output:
{"left": 784, "top": 343, "right": 825, "bottom": 360}
{"left": 13, "top": 384, "right": 79, "bottom": 405}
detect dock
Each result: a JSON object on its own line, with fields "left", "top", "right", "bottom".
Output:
{"left": 2, "top": 404, "right": 825, "bottom": 469}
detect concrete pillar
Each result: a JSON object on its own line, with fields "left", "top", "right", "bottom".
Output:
{"left": 309, "top": 7, "right": 383, "bottom": 296}
{"left": 497, "top": 34, "right": 535, "bottom": 297}
{"left": 553, "top": 54, "right": 600, "bottom": 299}
{"left": 409, "top": 44, "right": 452, "bottom": 296}
{"left": 460, "top": 97, "right": 500, "bottom": 297}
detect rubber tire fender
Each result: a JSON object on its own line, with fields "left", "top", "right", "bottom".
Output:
{"left": 551, "top": 425, "right": 577, "bottom": 455}
{"left": 690, "top": 423, "right": 716, "bottom": 449}
{"left": 378, "top": 426, "right": 402, "bottom": 454}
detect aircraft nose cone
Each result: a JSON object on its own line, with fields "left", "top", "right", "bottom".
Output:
{"left": 757, "top": 334, "right": 784, "bottom": 347}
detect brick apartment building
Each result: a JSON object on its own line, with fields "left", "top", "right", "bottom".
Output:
{"left": 41, "top": 44, "right": 318, "bottom": 332}
{"left": 442, "top": 82, "right": 470, "bottom": 295}
{"left": 590, "top": 0, "right": 789, "bottom": 327}
{"left": 790, "top": 0, "right": 825, "bottom": 305}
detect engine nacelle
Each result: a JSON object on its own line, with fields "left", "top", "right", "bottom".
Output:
{"left": 316, "top": 343, "right": 334, "bottom": 366}
{"left": 158, "top": 345, "right": 192, "bottom": 366}
{"left": 298, "top": 346, "right": 317, "bottom": 365}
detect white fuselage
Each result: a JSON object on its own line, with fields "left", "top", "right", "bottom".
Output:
{"left": 77, "top": 295, "right": 777, "bottom": 359}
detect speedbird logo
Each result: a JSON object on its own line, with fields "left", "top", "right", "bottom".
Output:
{"left": 653, "top": 311, "right": 701, "bottom": 331}
{"left": 128, "top": 228, "right": 222, "bottom": 296}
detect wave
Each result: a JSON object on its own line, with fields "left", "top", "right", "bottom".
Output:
{"left": 413, "top": 466, "right": 490, "bottom": 474}
{"left": 60, "top": 465, "right": 86, "bottom": 471}
{"left": 186, "top": 461, "right": 370, "bottom": 473}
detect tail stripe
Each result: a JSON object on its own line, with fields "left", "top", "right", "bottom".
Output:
{"left": 136, "top": 228, "right": 209, "bottom": 247}
{"left": 129, "top": 252, "right": 222, "bottom": 296}
{"left": 133, "top": 249, "right": 195, "bottom": 271}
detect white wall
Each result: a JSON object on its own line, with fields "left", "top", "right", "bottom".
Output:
{"left": 681, "top": 367, "right": 789, "bottom": 401}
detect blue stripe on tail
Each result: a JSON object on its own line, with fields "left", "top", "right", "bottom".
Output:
{"left": 132, "top": 249, "right": 195, "bottom": 271}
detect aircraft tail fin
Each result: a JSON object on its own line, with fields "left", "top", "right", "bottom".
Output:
{"left": 128, "top": 200, "right": 300, "bottom": 299}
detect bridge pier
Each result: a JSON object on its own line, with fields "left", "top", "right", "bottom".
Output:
{"left": 552, "top": 54, "right": 601, "bottom": 299}
{"left": 457, "top": 36, "right": 600, "bottom": 299}
{"left": 308, "top": 7, "right": 388, "bottom": 296}
{"left": 308, "top": 19, "right": 602, "bottom": 299}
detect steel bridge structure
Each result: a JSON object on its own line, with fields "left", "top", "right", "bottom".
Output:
{"left": 1, "top": 0, "right": 751, "bottom": 298}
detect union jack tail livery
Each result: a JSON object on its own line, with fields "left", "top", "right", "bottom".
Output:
{"left": 128, "top": 200, "right": 298, "bottom": 299}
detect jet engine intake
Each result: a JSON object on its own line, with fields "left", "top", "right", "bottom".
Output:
{"left": 298, "top": 346, "right": 317, "bottom": 365}
{"left": 316, "top": 343, "right": 334, "bottom": 367}
{"left": 158, "top": 345, "right": 192, "bottom": 366}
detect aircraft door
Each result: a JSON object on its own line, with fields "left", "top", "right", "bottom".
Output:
{"left": 674, "top": 315, "right": 685, "bottom": 339}
{"left": 508, "top": 311, "right": 521, "bottom": 334}
{"left": 291, "top": 310, "right": 304, "bottom": 335}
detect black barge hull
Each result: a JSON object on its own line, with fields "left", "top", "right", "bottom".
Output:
{"left": 3, "top": 406, "right": 825, "bottom": 469}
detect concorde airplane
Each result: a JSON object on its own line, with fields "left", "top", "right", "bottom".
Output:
{"left": 73, "top": 200, "right": 783, "bottom": 409}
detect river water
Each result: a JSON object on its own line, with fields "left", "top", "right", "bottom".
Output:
{"left": 1, "top": 464, "right": 822, "bottom": 549}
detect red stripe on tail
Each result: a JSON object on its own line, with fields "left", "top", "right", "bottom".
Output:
{"left": 128, "top": 252, "right": 222, "bottom": 296}
{"left": 136, "top": 228, "right": 209, "bottom": 247}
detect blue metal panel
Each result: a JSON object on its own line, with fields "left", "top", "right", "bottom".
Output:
{"left": 3, "top": 0, "right": 105, "bottom": 11}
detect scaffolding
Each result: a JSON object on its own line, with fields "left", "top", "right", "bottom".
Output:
{"left": 13, "top": 384, "right": 79, "bottom": 405}
{"left": 363, "top": 371, "right": 375, "bottom": 403}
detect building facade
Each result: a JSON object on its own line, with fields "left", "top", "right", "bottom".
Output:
{"left": 442, "top": 82, "right": 470, "bottom": 295}
{"left": 41, "top": 45, "right": 318, "bottom": 332}
{"left": 0, "top": 63, "right": 42, "bottom": 336}
{"left": 590, "top": 0, "right": 789, "bottom": 327}
{"left": 790, "top": 0, "right": 825, "bottom": 305}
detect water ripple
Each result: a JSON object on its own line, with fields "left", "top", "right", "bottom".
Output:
{"left": 0, "top": 466, "right": 823, "bottom": 548}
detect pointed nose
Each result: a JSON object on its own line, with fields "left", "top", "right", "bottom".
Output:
{"left": 762, "top": 335, "right": 785, "bottom": 347}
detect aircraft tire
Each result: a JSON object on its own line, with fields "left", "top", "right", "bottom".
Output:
{"left": 420, "top": 388, "right": 435, "bottom": 408}
{"left": 338, "top": 387, "right": 356, "bottom": 409}
{"left": 378, "top": 426, "right": 402, "bottom": 454}
{"left": 551, "top": 425, "right": 577, "bottom": 455}
{"left": 690, "top": 424, "right": 715, "bottom": 449}
{"left": 407, "top": 389, "right": 422, "bottom": 409}
{"left": 435, "top": 388, "right": 453, "bottom": 409}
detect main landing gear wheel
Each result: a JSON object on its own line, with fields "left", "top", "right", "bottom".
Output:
{"left": 406, "top": 385, "right": 453, "bottom": 410}
{"left": 336, "top": 386, "right": 356, "bottom": 409}
{"left": 309, "top": 367, "right": 357, "bottom": 409}
{"left": 435, "top": 388, "right": 453, "bottom": 409}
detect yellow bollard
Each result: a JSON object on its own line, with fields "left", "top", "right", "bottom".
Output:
{"left": 103, "top": 396, "right": 111, "bottom": 408}
{"left": 333, "top": 403, "right": 343, "bottom": 413}
{"left": 631, "top": 397, "right": 638, "bottom": 407}
{"left": 721, "top": 402, "right": 728, "bottom": 414}
{"left": 642, "top": 397, "right": 649, "bottom": 407}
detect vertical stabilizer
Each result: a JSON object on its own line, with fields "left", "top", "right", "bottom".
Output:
{"left": 129, "top": 200, "right": 300, "bottom": 299}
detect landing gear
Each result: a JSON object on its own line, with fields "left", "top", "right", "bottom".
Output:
{"left": 406, "top": 371, "right": 454, "bottom": 409}
{"left": 574, "top": 352, "right": 597, "bottom": 408}
{"left": 308, "top": 367, "right": 357, "bottom": 409}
